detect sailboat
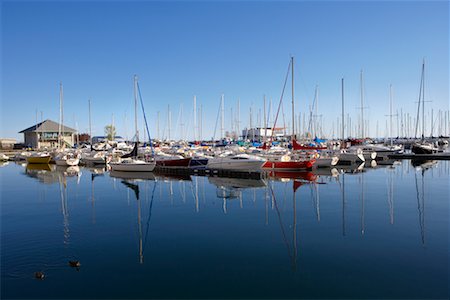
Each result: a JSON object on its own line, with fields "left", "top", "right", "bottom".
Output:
{"left": 412, "top": 60, "right": 439, "bottom": 155}
{"left": 55, "top": 151, "right": 80, "bottom": 166}
{"left": 110, "top": 75, "right": 156, "bottom": 172}
{"left": 81, "top": 99, "right": 111, "bottom": 165}
{"left": 334, "top": 78, "right": 366, "bottom": 165}
{"left": 262, "top": 56, "right": 316, "bottom": 171}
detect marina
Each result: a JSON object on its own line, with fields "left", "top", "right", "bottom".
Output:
{"left": 1, "top": 1, "right": 449, "bottom": 299}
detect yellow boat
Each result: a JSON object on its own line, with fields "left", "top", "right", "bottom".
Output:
{"left": 26, "top": 163, "right": 52, "bottom": 171}
{"left": 26, "top": 155, "right": 52, "bottom": 164}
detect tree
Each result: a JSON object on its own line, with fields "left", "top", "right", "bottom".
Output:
{"left": 104, "top": 125, "right": 116, "bottom": 141}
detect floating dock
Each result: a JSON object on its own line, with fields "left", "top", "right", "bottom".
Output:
{"left": 388, "top": 153, "right": 450, "bottom": 160}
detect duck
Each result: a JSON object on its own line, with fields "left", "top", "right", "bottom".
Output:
{"left": 34, "top": 271, "right": 45, "bottom": 279}
{"left": 69, "top": 260, "right": 81, "bottom": 268}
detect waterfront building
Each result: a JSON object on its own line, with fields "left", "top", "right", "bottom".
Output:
{"left": 0, "top": 138, "right": 17, "bottom": 149}
{"left": 241, "top": 127, "right": 285, "bottom": 141}
{"left": 19, "top": 119, "right": 76, "bottom": 149}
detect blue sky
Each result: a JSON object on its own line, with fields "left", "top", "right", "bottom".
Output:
{"left": 1, "top": 0, "right": 449, "bottom": 141}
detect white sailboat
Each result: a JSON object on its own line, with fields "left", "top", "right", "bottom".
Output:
{"left": 110, "top": 75, "right": 156, "bottom": 172}
{"left": 81, "top": 99, "right": 111, "bottom": 165}
{"left": 55, "top": 151, "right": 80, "bottom": 166}
{"left": 335, "top": 78, "right": 366, "bottom": 165}
{"left": 412, "top": 60, "right": 439, "bottom": 155}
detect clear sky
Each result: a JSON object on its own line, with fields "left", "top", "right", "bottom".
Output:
{"left": 1, "top": 0, "right": 449, "bottom": 141}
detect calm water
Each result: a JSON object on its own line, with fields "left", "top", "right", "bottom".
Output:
{"left": 1, "top": 160, "right": 449, "bottom": 299}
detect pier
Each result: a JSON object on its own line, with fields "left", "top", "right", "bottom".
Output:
{"left": 388, "top": 153, "right": 450, "bottom": 160}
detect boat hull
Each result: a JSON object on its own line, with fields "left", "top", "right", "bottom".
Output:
{"left": 55, "top": 158, "right": 80, "bottom": 166}
{"left": 207, "top": 160, "right": 265, "bottom": 172}
{"left": 262, "top": 159, "right": 315, "bottom": 170}
{"left": 315, "top": 156, "right": 339, "bottom": 168}
{"left": 83, "top": 157, "right": 108, "bottom": 164}
{"left": 337, "top": 153, "right": 365, "bottom": 165}
{"left": 26, "top": 156, "right": 51, "bottom": 164}
{"left": 411, "top": 144, "right": 439, "bottom": 155}
{"left": 189, "top": 158, "right": 209, "bottom": 169}
{"left": 156, "top": 158, "right": 192, "bottom": 168}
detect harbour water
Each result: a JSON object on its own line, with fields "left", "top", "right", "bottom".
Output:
{"left": 1, "top": 160, "right": 448, "bottom": 299}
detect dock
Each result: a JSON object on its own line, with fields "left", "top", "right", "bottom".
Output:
{"left": 388, "top": 153, "right": 450, "bottom": 160}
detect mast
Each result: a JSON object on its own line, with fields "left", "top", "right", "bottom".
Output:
{"left": 134, "top": 75, "right": 139, "bottom": 143}
{"left": 58, "top": 82, "right": 63, "bottom": 149}
{"left": 341, "top": 78, "right": 345, "bottom": 143}
{"left": 360, "top": 70, "right": 364, "bottom": 139}
{"left": 263, "top": 95, "right": 267, "bottom": 144}
{"left": 237, "top": 99, "right": 240, "bottom": 139}
{"left": 88, "top": 99, "right": 92, "bottom": 145}
{"left": 35, "top": 109, "right": 38, "bottom": 149}
{"left": 221, "top": 94, "right": 224, "bottom": 140}
{"left": 193, "top": 95, "right": 197, "bottom": 141}
{"left": 315, "top": 85, "right": 319, "bottom": 138}
{"left": 389, "top": 85, "right": 393, "bottom": 143}
{"left": 168, "top": 104, "right": 171, "bottom": 141}
{"left": 157, "top": 111, "right": 160, "bottom": 140}
{"left": 291, "top": 56, "right": 295, "bottom": 141}
{"left": 112, "top": 113, "right": 115, "bottom": 141}
{"left": 199, "top": 104, "right": 202, "bottom": 141}
{"left": 422, "top": 59, "right": 425, "bottom": 139}
{"left": 430, "top": 109, "right": 433, "bottom": 137}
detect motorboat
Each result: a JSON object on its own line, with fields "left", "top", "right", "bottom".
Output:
{"left": 314, "top": 151, "right": 339, "bottom": 168}
{"left": 155, "top": 154, "right": 192, "bottom": 168}
{"left": 207, "top": 153, "right": 266, "bottom": 172}
{"left": 336, "top": 149, "right": 365, "bottom": 165}
{"left": 411, "top": 142, "right": 439, "bottom": 155}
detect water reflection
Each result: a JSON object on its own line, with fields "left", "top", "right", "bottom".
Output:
{"left": 24, "top": 164, "right": 81, "bottom": 184}
{"left": 411, "top": 159, "right": 438, "bottom": 170}
{"left": 2, "top": 160, "right": 448, "bottom": 299}
{"left": 411, "top": 159, "right": 435, "bottom": 246}
{"left": 110, "top": 170, "right": 156, "bottom": 181}
{"left": 120, "top": 180, "right": 144, "bottom": 263}
{"left": 58, "top": 171, "right": 70, "bottom": 246}
{"left": 209, "top": 176, "right": 266, "bottom": 213}
{"left": 338, "top": 162, "right": 365, "bottom": 174}
{"left": 118, "top": 178, "right": 158, "bottom": 264}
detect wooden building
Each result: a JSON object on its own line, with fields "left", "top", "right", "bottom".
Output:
{"left": 19, "top": 119, "right": 76, "bottom": 149}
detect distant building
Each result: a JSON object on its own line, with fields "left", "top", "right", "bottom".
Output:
{"left": 241, "top": 127, "right": 285, "bottom": 140}
{"left": 19, "top": 119, "right": 76, "bottom": 149}
{"left": 0, "top": 138, "right": 17, "bottom": 150}
{"left": 92, "top": 136, "right": 124, "bottom": 144}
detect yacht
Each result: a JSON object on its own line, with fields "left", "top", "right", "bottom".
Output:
{"left": 207, "top": 153, "right": 266, "bottom": 172}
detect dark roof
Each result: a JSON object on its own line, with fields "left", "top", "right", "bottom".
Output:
{"left": 19, "top": 119, "right": 76, "bottom": 133}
